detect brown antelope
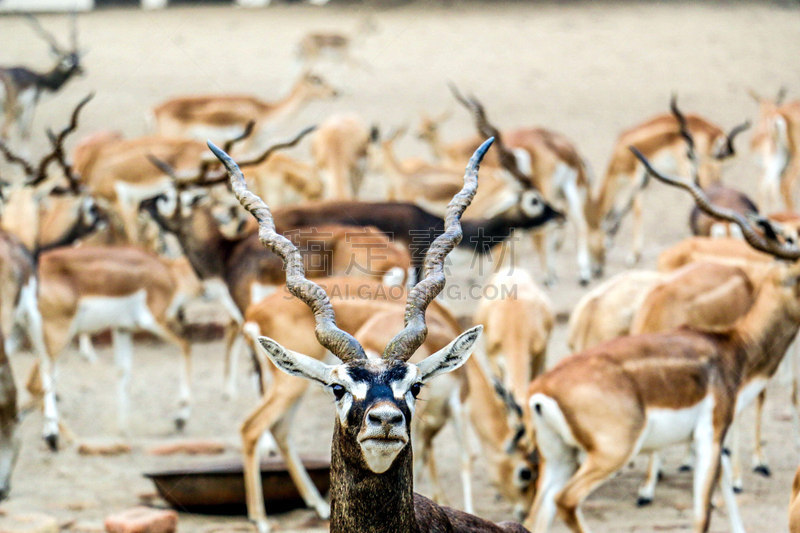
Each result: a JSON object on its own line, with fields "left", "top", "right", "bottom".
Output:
{"left": 523, "top": 142, "right": 800, "bottom": 533}
{"left": 311, "top": 112, "right": 372, "bottom": 199}
{"left": 296, "top": 17, "right": 376, "bottom": 68}
{"left": 32, "top": 246, "right": 203, "bottom": 449}
{"left": 566, "top": 270, "right": 663, "bottom": 353}
{"left": 474, "top": 269, "right": 553, "bottom": 413}
{"left": 378, "top": 126, "right": 468, "bottom": 211}
{"left": 0, "top": 14, "right": 83, "bottom": 152}
{"left": 792, "top": 465, "right": 800, "bottom": 533}
{"left": 450, "top": 87, "right": 595, "bottom": 285}
{"left": 628, "top": 261, "right": 759, "bottom": 504}
{"left": 0, "top": 95, "right": 106, "bottom": 253}
{"left": 749, "top": 88, "right": 800, "bottom": 212}
{"left": 594, "top": 95, "right": 749, "bottom": 267}
{"left": 214, "top": 138, "right": 530, "bottom": 532}
{"left": 465, "top": 350, "right": 538, "bottom": 521}
{"left": 151, "top": 71, "right": 338, "bottom": 147}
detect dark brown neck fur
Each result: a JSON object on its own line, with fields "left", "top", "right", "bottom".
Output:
{"left": 330, "top": 419, "right": 418, "bottom": 533}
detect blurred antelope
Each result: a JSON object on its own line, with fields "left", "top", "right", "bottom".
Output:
{"left": 474, "top": 269, "right": 553, "bottom": 412}
{"left": 592, "top": 95, "right": 749, "bottom": 266}
{"left": 151, "top": 71, "right": 338, "bottom": 148}
{"left": 749, "top": 88, "right": 800, "bottom": 212}
{"left": 0, "top": 14, "right": 83, "bottom": 152}
{"left": 311, "top": 112, "right": 372, "bottom": 199}
{"left": 450, "top": 86, "right": 595, "bottom": 285}
{"left": 31, "top": 245, "right": 203, "bottom": 449}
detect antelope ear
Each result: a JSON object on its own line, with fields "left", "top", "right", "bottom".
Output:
{"left": 417, "top": 326, "right": 482, "bottom": 382}
{"left": 257, "top": 337, "right": 333, "bottom": 385}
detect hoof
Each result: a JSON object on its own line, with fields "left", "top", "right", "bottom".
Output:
{"left": 174, "top": 417, "right": 187, "bottom": 432}
{"left": 657, "top": 470, "right": 664, "bottom": 481}
{"left": 579, "top": 277, "right": 590, "bottom": 287}
{"left": 733, "top": 485, "right": 743, "bottom": 494}
{"left": 636, "top": 496, "right": 652, "bottom": 507}
{"left": 677, "top": 464, "right": 692, "bottom": 473}
{"left": 753, "top": 464, "right": 771, "bottom": 477}
{"left": 44, "top": 433, "right": 59, "bottom": 452}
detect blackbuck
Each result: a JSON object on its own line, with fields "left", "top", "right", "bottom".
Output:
{"left": 465, "top": 350, "right": 538, "bottom": 520}
{"left": 667, "top": 97, "right": 759, "bottom": 239}
{"left": 0, "top": 14, "right": 83, "bottom": 151}
{"left": 449, "top": 86, "right": 595, "bottom": 285}
{"left": 273, "top": 192, "right": 563, "bottom": 285}
{"left": 31, "top": 245, "right": 203, "bottom": 450}
{"left": 749, "top": 88, "right": 800, "bottom": 212}
{"left": 296, "top": 17, "right": 376, "bottom": 68}
{"left": 594, "top": 95, "right": 749, "bottom": 266}
{"left": 0, "top": 95, "right": 106, "bottom": 254}
{"left": 151, "top": 71, "right": 338, "bottom": 147}
{"left": 311, "top": 113, "right": 372, "bottom": 199}
{"left": 522, "top": 144, "right": 800, "bottom": 533}
{"left": 474, "top": 269, "right": 553, "bottom": 417}
{"left": 212, "top": 138, "right": 530, "bottom": 532}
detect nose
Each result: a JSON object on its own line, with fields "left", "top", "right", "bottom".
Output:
{"left": 367, "top": 404, "right": 404, "bottom": 428}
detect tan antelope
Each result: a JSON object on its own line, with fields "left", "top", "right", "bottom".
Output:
{"left": 450, "top": 86, "right": 596, "bottom": 285}
{"left": 465, "top": 350, "right": 538, "bottom": 520}
{"left": 792, "top": 465, "right": 800, "bottom": 533}
{"left": 566, "top": 270, "right": 663, "bottom": 353}
{"left": 296, "top": 17, "right": 376, "bottom": 69}
{"left": 474, "top": 269, "right": 553, "bottom": 413}
{"left": 593, "top": 95, "right": 750, "bottom": 267}
{"left": 151, "top": 71, "right": 338, "bottom": 147}
{"left": 522, "top": 143, "right": 800, "bottom": 533}
{"left": 0, "top": 14, "right": 83, "bottom": 152}
{"left": 749, "top": 88, "right": 800, "bottom": 212}
{"left": 214, "top": 138, "right": 531, "bottom": 532}
{"left": 32, "top": 245, "right": 202, "bottom": 449}
{"left": 311, "top": 112, "right": 372, "bottom": 199}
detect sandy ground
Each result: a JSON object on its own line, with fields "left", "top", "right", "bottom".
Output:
{"left": 3, "top": 1, "right": 800, "bottom": 531}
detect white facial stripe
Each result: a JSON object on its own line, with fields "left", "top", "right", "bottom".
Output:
{"left": 390, "top": 367, "right": 418, "bottom": 400}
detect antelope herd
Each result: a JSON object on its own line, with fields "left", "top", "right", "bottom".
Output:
{"left": 2, "top": 8, "right": 800, "bottom": 533}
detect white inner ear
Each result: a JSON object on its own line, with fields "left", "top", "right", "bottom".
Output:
{"left": 417, "top": 325, "right": 483, "bottom": 382}
{"left": 257, "top": 336, "right": 333, "bottom": 385}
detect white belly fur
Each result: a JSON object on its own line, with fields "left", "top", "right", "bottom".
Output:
{"left": 638, "top": 395, "right": 713, "bottom": 452}
{"left": 70, "top": 290, "right": 157, "bottom": 335}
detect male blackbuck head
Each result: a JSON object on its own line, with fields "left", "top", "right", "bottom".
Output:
{"left": 210, "top": 138, "right": 529, "bottom": 533}
{"left": 0, "top": 95, "right": 106, "bottom": 254}
{"left": 212, "top": 137, "right": 488, "bottom": 469}
{"left": 25, "top": 13, "right": 83, "bottom": 81}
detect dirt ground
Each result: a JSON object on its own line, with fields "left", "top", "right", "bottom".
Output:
{"left": 3, "top": 1, "right": 800, "bottom": 531}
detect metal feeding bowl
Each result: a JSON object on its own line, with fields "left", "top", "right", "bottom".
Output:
{"left": 144, "top": 457, "right": 331, "bottom": 515}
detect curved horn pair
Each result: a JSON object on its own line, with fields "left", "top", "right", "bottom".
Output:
{"left": 209, "top": 136, "right": 494, "bottom": 362}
